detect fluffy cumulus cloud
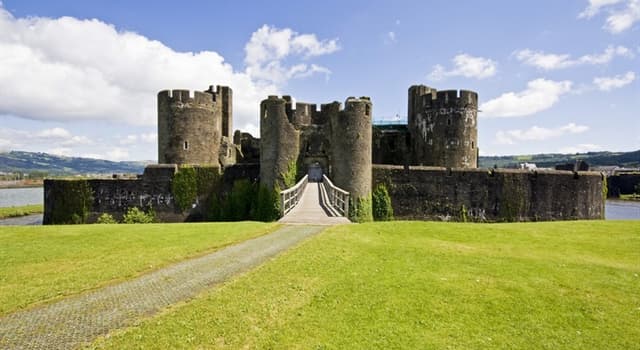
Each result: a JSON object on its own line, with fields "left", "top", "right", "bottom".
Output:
{"left": 480, "top": 79, "right": 573, "bottom": 118}
{"left": 0, "top": 126, "right": 93, "bottom": 152}
{"left": 514, "top": 45, "right": 633, "bottom": 70}
{"left": 579, "top": 0, "right": 640, "bottom": 33}
{"left": 495, "top": 123, "right": 589, "bottom": 145}
{"left": 428, "top": 54, "right": 497, "bottom": 81}
{"left": 244, "top": 25, "right": 339, "bottom": 85}
{"left": 0, "top": 7, "right": 339, "bottom": 138}
{"left": 593, "top": 71, "right": 636, "bottom": 90}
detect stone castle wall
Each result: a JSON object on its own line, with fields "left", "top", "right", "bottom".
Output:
{"left": 373, "top": 165, "right": 604, "bottom": 221}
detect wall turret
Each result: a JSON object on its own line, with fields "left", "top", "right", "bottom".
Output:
{"left": 408, "top": 86, "right": 478, "bottom": 168}
{"left": 330, "top": 97, "right": 372, "bottom": 221}
{"left": 259, "top": 96, "right": 301, "bottom": 190}
{"left": 158, "top": 85, "right": 232, "bottom": 166}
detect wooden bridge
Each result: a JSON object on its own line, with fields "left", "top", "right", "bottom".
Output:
{"left": 278, "top": 175, "right": 351, "bottom": 225}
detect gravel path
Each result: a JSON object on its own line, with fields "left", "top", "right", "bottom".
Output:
{"left": 0, "top": 224, "right": 325, "bottom": 350}
{"left": 0, "top": 214, "right": 42, "bottom": 226}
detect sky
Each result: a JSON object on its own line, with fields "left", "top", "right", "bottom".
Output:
{"left": 0, "top": 0, "right": 638, "bottom": 161}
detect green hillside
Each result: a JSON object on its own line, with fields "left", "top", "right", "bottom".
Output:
{"left": 479, "top": 150, "right": 640, "bottom": 168}
{"left": 0, "top": 151, "right": 150, "bottom": 175}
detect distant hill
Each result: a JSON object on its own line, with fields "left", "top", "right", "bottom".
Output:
{"left": 479, "top": 150, "right": 640, "bottom": 169}
{"left": 0, "top": 151, "right": 151, "bottom": 175}
{"left": 2, "top": 149, "right": 638, "bottom": 176}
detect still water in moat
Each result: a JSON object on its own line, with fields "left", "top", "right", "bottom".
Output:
{"left": 0, "top": 187, "right": 638, "bottom": 220}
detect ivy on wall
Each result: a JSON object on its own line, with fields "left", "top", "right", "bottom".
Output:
{"left": 172, "top": 166, "right": 221, "bottom": 212}
{"left": 48, "top": 180, "right": 94, "bottom": 224}
{"left": 282, "top": 159, "right": 298, "bottom": 188}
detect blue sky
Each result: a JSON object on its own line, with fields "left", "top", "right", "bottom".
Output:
{"left": 0, "top": 0, "right": 638, "bottom": 161}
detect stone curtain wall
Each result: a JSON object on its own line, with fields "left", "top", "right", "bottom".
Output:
{"left": 607, "top": 173, "right": 640, "bottom": 197}
{"left": 372, "top": 165, "right": 604, "bottom": 222}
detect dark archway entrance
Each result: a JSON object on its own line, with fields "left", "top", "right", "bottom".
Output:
{"left": 308, "top": 162, "right": 323, "bottom": 182}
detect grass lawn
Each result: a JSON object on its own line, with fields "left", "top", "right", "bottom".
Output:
{"left": 0, "top": 204, "right": 43, "bottom": 219}
{"left": 89, "top": 221, "right": 639, "bottom": 349}
{"left": 0, "top": 222, "right": 278, "bottom": 315}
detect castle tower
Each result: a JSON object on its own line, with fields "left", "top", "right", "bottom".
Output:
{"left": 259, "top": 96, "right": 301, "bottom": 190}
{"left": 157, "top": 86, "right": 232, "bottom": 165}
{"left": 408, "top": 86, "right": 478, "bottom": 168}
{"left": 330, "top": 97, "right": 373, "bottom": 220}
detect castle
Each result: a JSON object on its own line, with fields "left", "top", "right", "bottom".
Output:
{"left": 43, "top": 83, "right": 605, "bottom": 224}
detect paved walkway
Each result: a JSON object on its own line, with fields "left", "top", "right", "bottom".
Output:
{"left": 279, "top": 182, "right": 351, "bottom": 225}
{"left": 0, "top": 225, "right": 325, "bottom": 350}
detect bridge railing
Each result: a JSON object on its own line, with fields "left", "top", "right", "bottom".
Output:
{"left": 321, "top": 174, "right": 350, "bottom": 217}
{"left": 280, "top": 175, "right": 309, "bottom": 216}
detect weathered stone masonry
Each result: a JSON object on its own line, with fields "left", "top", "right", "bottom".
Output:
{"left": 373, "top": 165, "right": 604, "bottom": 221}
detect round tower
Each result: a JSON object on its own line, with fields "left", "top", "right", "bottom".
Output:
{"left": 330, "top": 97, "right": 373, "bottom": 221}
{"left": 158, "top": 89, "right": 221, "bottom": 165}
{"left": 259, "top": 96, "right": 300, "bottom": 190}
{"left": 409, "top": 88, "right": 478, "bottom": 168}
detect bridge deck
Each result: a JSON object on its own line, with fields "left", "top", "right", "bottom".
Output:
{"left": 279, "top": 182, "right": 350, "bottom": 225}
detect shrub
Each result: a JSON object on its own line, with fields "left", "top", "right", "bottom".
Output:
{"left": 372, "top": 184, "right": 394, "bottom": 221}
{"left": 122, "top": 207, "right": 155, "bottom": 224}
{"left": 96, "top": 213, "right": 118, "bottom": 224}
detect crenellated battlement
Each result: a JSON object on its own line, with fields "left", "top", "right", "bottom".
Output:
{"left": 422, "top": 89, "right": 478, "bottom": 109}
{"left": 158, "top": 89, "right": 215, "bottom": 107}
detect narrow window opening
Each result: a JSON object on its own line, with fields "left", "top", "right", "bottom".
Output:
{"left": 183, "top": 141, "right": 189, "bottom": 150}
{"left": 471, "top": 141, "right": 474, "bottom": 149}
{"left": 447, "top": 118, "right": 451, "bottom": 126}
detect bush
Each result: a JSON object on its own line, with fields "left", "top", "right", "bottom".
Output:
{"left": 122, "top": 207, "right": 155, "bottom": 224}
{"left": 372, "top": 184, "right": 394, "bottom": 221}
{"left": 96, "top": 213, "right": 118, "bottom": 224}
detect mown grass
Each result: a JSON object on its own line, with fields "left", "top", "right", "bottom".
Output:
{"left": 89, "top": 221, "right": 640, "bottom": 350}
{"left": 0, "top": 222, "right": 278, "bottom": 315}
{"left": 0, "top": 204, "right": 43, "bottom": 219}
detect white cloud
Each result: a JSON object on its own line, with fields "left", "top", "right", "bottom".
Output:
{"left": 120, "top": 133, "right": 157, "bottom": 145}
{"left": 559, "top": 143, "right": 603, "bottom": 154}
{"left": 593, "top": 71, "right": 636, "bottom": 90}
{"left": 495, "top": 123, "right": 590, "bottom": 145}
{"left": 106, "top": 147, "right": 129, "bottom": 161}
{"left": 0, "top": 7, "right": 338, "bottom": 139}
{"left": 244, "top": 25, "right": 339, "bottom": 84}
{"left": 61, "top": 135, "right": 92, "bottom": 146}
{"left": 36, "top": 127, "right": 72, "bottom": 139}
{"left": 480, "top": 79, "right": 573, "bottom": 118}
{"left": 579, "top": 0, "right": 625, "bottom": 18}
{"left": 0, "top": 126, "right": 92, "bottom": 152}
{"left": 428, "top": 54, "right": 497, "bottom": 81}
{"left": 578, "top": 0, "right": 640, "bottom": 33}
{"left": 514, "top": 45, "right": 633, "bottom": 70}
{"left": 385, "top": 31, "right": 397, "bottom": 44}
{"left": 49, "top": 147, "right": 73, "bottom": 157}
{"left": 140, "top": 133, "right": 157, "bottom": 143}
